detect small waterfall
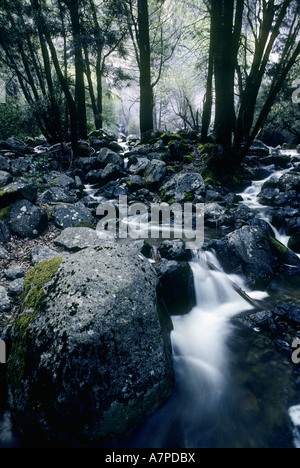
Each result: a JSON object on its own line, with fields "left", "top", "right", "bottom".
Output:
{"left": 172, "top": 250, "right": 253, "bottom": 393}
{"left": 167, "top": 249, "right": 254, "bottom": 446}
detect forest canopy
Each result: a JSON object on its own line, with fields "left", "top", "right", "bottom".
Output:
{"left": 0, "top": 0, "right": 299, "bottom": 173}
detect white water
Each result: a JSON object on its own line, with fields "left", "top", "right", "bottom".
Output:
{"left": 239, "top": 157, "right": 300, "bottom": 256}
{"left": 166, "top": 250, "right": 255, "bottom": 445}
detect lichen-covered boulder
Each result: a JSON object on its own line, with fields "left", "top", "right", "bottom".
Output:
{"left": 7, "top": 246, "right": 174, "bottom": 447}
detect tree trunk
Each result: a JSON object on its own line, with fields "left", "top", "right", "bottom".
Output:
{"left": 66, "top": 0, "right": 87, "bottom": 140}
{"left": 201, "top": 6, "right": 214, "bottom": 142}
{"left": 212, "top": 0, "right": 236, "bottom": 150}
{"left": 137, "top": 0, "right": 154, "bottom": 137}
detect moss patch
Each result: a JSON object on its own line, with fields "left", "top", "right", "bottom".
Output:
{"left": 76, "top": 222, "right": 95, "bottom": 230}
{"left": 269, "top": 236, "right": 289, "bottom": 256}
{"left": 8, "top": 257, "right": 63, "bottom": 390}
{"left": 0, "top": 206, "right": 11, "bottom": 221}
{"left": 0, "top": 189, "right": 17, "bottom": 206}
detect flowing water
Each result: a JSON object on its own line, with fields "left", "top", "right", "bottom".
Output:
{"left": 1, "top": 149, "right": 300, "bottom": 448}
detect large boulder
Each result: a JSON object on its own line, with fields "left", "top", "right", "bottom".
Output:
{"left": 6, "top": 247, "right": 174, "bottom": 446}
{"left": 54, "top": 227, "right": 114, "bottom": 252}
{"left": 8, "top": 200, "right": 48, "bottom": 239}
{"left": 39, "top": 187, "right": 78, "bottom": 204}
{"left": 208, "top": 225, "right": 276, "bottom": 289}
{"left": 160, "top": 172, "right": 206, "bottom": 203}
{"left": 97, "top": 148, "right": 124, "bottom": 169}
{"left": 208, "top": 225, "right": 300, "bottom": 289}
{"left": 52, "top": 204, "right": 95, "bottom": 229}
{"left": 0, "top": 180, "right": 38, "bottom": 203}
{"left": 144, "top": 160, "right": 167, "bottom": 188}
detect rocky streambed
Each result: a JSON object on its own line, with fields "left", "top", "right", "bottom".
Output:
{"left": 0, "top": 130, "right": 300, "bottom": 447}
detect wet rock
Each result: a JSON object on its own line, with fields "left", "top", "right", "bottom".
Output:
{"left": 7, "top": 247, "right": 174, "bottom": 446}
{"left": 274, "top": 303, "right": 300, "bottom": 325}
{"left": 204, "top": 203, "right": 230, "bottom": 229}
{"left": 158, "top": 239, "right": 192, "bottom": 262}
{"left": 154, "top": 260, "right": 196, "bottom": 316}
{"left": 207, "top": 225, "right": 277, "bottom": 289}
{"left": 288, "top": 235, "right": 300, "bottom": 254}
{"left": 278, "top": 173, "right": 300, "bottom": 192}
{"left": 52, "top": 204, "right": 95, "bottom": 229}
{"left": 8, "top": 200, "right": 48, "bottom": 239}
{"left": 235, "top": 310, "right": 274, "bottom": 330}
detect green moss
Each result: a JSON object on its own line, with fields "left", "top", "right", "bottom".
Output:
{"left": 0, "top": 206, "right": 11, "bottom": 221}
{"left": 184, "top": 191, "right": 195, "bottom": 201}
{"left": 8, "top": 257, "right": 63, "bottom": 390}
{"left": 269, "top": 236, "right": 289, "bottom": 255}
{"left": 183, "top": 154, "right": 196, "bottom": 163}
{"left": 198, "top": 143, "right": 214, "bottom": 154}
{"left": 76, "top": 222, "right": 95, "bottom": 230}
{"left": 159, "top": 187, "right": 167, "bottom": 202}
{"left": 0, "top": 189, "right": 17, "bottom": 205}
{"left": 201, "top": 168, "right": 221, "bottom": 187}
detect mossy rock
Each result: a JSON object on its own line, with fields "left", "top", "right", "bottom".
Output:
{"left": 76, "top": 222, "right": 95, "bottom": 230}
{"left": 183, "top": 154, "right": 196, "bottom": 164}
{"left": 184, "top": 191, "right": 195, "bottom": 201}
{"left": 268, "top": 236, "right": 289, "bottom": 256}
{"left": 198, "top": 143, "right": 215, "bottom": 155}
{"left": 7, "top": 257, "right": 63, "bottom": 390}
{"left": 0, "top": 206, "right": 11, "bottom": 221}
{"left": 0, "top": 189, "right": 18, "bottom": 206}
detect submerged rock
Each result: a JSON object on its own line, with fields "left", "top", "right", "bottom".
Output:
{"left": 7, "top": 248, "right": 174, "bottom": 446}
{"left": 154, "top": 260, "right": 196, "bottom": 316}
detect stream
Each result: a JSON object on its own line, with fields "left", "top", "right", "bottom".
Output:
{"left": 1, "top": 149, "right": 300, "bottom": 448}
